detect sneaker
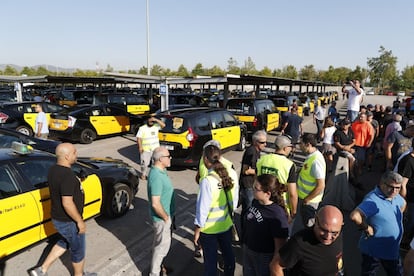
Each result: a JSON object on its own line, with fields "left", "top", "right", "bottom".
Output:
{"left": 194, "top": 247, "right": 203, "bottom": 258}
{"left": 29, "top": 267, "right": 48, "bottom": 276}
{"left": 83, "top": 272, "right": 97, "bottom": 276}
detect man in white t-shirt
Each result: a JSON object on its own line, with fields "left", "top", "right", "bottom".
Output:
{"left": 34, "top": 104, "right": 49, "bottom": 139}
{"left": 342, "top": 80, "right": 364, "bottom": 122}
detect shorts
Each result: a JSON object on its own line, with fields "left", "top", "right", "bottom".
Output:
{"left": 52, "top": 219, "right": 86, "bottom": 263}
{"left": 322, "top": 143, "right": 337, "bottom": 155}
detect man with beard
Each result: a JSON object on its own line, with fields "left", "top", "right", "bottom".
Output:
{"left": 136, "top": 115, "right": 166, "bottom": 180}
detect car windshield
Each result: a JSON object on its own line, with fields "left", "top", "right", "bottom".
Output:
{"left": 226, "top": 100, "right": 255, "bottom": 115}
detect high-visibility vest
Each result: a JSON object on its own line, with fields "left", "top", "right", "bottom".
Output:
{"left": 137, "top": 124, "right": 160, "bottom": 152}
{"left": 200, "top": 173, "right": 233, "bottom": 234}
{"left": 257, "top": 153, "right": 294, "bottom": 213}
{"left": 297, "top": 151, "right": 325, "bottom": 203}
{"left": 257, "top": 153, "right": 293, "bottom": 184}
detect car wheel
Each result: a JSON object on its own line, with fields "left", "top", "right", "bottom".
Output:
{"left": 237, "top": 134, "right": 246, "bottom": 151}
{"left": 104, "top": 183, "right": 132, "bottom": 218}
{"left": 80, "top": 128, "right": 96, "bottom": 144}
{"left": 16, "top": 125, "right": 33, "bottom": 136}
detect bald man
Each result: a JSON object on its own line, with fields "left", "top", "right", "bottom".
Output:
{"left": 30, "top": 143, "right": 96, "bottom": 276}
{"left": 278, "top": 205, "right": 344, "bottom": 276}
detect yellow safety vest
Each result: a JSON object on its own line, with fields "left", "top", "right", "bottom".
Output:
{"left": 297, "top": 151, "right": 325, "bottom": 202}
{"left": 137, "top": 124, "right": 160, "bottom": 152}
{"left": 201, "top": 173, "right": 233, "bottom": 234}
{"left": 198, "top": 157, "right": 234, "bottom": 183}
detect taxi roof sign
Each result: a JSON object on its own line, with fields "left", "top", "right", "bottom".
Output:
{"left": 11, "top": 141, "right": 34, "bottom": 155}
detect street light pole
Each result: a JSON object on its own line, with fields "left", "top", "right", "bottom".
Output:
{"left": 146, "top": 0, "right": 150, "bottom": 76}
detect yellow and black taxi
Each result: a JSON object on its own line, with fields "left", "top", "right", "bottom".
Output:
{"left": 267, "top": 95, "right": 304, "bottom": 118}
{"left": 0, "top": 101, "right": 66, "bottom": 136}
{"left": 157, "top": 107, "right": 247, "bottom": 166}
{"left": 93, "top": 93, "right": 150, "bottom": 115}
{"left": 0, "top": 142, "right": 139, "bottom": 259}
{"left": 56, "top": 89, "right": 96, "bottom": 107}
{"left": 0, "top": 127, "right": 60, "bottom": 153}
{"left": 225, "top": 98, "right": 280, "bottom": 135}
{"left": 49, "top": 104, "right": 145, "bottom": 144}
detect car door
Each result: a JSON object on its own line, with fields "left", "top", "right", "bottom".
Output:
{"left": 71, "top": 163, "right": 102, "bottom": 220}
{"left": 209, "top": 111, "right": 229, "bottom": 148}
{"left": 222, "top": 111, "right": 241, "bottom": 147}
{"left": 22, "top": 103, "right": 38, "bottom": 131}
{"left": 0, "top": 162, "right": 43, "bottom": 258}
{"left": 103, "top": 105, "right": 131, "bottom": 134}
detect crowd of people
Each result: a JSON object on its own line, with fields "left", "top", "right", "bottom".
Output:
{"left": 29, "top": 80, "right": 414, "bottom": 275}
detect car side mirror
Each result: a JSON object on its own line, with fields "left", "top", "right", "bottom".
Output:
{"left": 77, "top": 169, "right": 89, "bottom": 181}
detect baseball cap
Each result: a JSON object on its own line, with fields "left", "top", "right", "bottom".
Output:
{"left": 367, "top": 104, "right": 374, "bottom": 109}
{"left": 203, "top": 139, "right": 221, "bottom": 149}
{"left": 274, "top": 135, "right": 293, "bottom": 149}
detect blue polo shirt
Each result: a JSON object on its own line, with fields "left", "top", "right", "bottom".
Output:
{"left": 357, "top": 186, "right": 405, "bottom": 260}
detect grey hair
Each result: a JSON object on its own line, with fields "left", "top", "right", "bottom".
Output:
{"left": 252, "top": 130, "right": 267, "bottom": 143}
{"left": 393, "top": 113, "right": 402, "bottom": 122}
{"left": 380, "top": 171, "right": 403, "bottom": 186}
{"left": 151, "top": 146, "right": 166, "bottom": 163}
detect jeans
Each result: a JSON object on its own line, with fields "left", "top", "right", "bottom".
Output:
{"left": 199, "top": 228, "right": 235, "bottom": 276}
{"left": 149, "top": 217, "right": 172, "bottom": 276}
{"left": 347, "top": 110, "right": 359, "bottom": 122}
{"left": 315, "top": 119, "right": 323, "bottom": 141}
{"left": 243, "top": 246, "right": 272, "bottom": 276}
{"left": 361, "top": 254, "right": 403, "bottom": 276}
{"left": 240, "top": 187, "right": 254, "bottom": 234}
{"left": 52, "top": 219, "right": 86, "bottom": 263}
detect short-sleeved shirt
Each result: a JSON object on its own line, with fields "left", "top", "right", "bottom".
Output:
{"left": 398, "top": 153, "right": 414, "bottom": 202}
{"left": 239, "top": 145, "right": 260, "bottom": 189}
{"left": 352, "top": 121, "right": 374, "bottom": 147}
{"left": 387, "top": 131, "right": 413, "bottom": 165}
{"left": 243, "top": 199, "right": 289, "bottom": 253}
{"left": 279, "top": 228, "right": 344, "bottom": 276}
{"left": 333, "top": 128, "right": 354, "bottom": 148}
{"left": 347, "top": 88, "right": 364, "bottom": 112}
{"left": 48, "top": 165, "right": 84, "bottom": 221}
{"left": 357, "top": 187, "right": 405, "bottom": 260}
{"left": 147, "top": 166, "right": 175, "bottom": 222}
{"left": 35, "top": 111, "right": 49, "bottom": 134}
{"left": 285, "top": 114, "right": 303, "bottom": 139}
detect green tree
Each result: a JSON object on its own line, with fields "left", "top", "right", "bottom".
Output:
{"left": 20, "top": 66, "right": 36, "bottom": 76}
{"left": 227, "top": 57, "right": 241, "bottom": 74}
{"left": 367, "top": 46, "right": 398, "bottom": 92}
{"left": 151, "top": 65, "right": 164, "bottom": 76}
{"left": 401, "top": 65, "right": 414, "bottom": 90}
{"left": 138, "top": 66, "right": 148, "bottom": 75}
{"left": 191, "top": 63, "right": 205, "bottom": 76}
{"left": 35, "top": 66, "right": 50, "bottom": 75}
{"left": 4, "top": 65, "right": 19, "bottom": 75}
{"left": 280, "top": 65, "right": 298, "bottom": 79}
{"left": 259, "top": 66, "right": 273, "bottom": 76}
{"left": 299, "top": 64, "right": 317, "bottom": 80}
{"left": 207, "top": 65, "right": 225, "bottom": 76}
{"left": 176, "top": 64, "right": 189, "bottom": 77}
{"left": 241, "top": 57, "right": 257, "bottom": 75}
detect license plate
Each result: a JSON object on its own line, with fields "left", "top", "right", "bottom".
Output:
{"left": 163, "top": 145, "right": 174, "bottom": 150}
{"left": 53, "top": 122, "right": 62, "bottom": 128}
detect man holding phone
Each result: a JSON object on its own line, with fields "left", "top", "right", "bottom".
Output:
{"left": 342, "top": 80, "right": 364, "bottom": 122}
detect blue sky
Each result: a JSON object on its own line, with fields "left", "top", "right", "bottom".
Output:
{"left": 1, "top": 0, "right": 413, "bottom": 72}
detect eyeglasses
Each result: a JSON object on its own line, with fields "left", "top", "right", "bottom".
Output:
{"left": 161, "top": 155, "right": 171, "bottom": 159}
{"left": 315, "top": 217, "right": 341, "bottom": 237}
{"left": 384, "top": 183, "right": 401, "bottom": 191}
{"left": 258, "top": 141, "right": 267, "bottom": 144}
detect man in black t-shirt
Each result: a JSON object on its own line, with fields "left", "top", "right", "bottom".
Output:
{"left": 334, "top": 119, "right": 356, "bottom": 178}
{"left": 30, "top": 143, "right": 95, "bottom": 276}
{"left": 239, "top": 130, "right": 267, "bottom": 232}
{"left": 278, "top": 205, "right": 344, "bottom": 276}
